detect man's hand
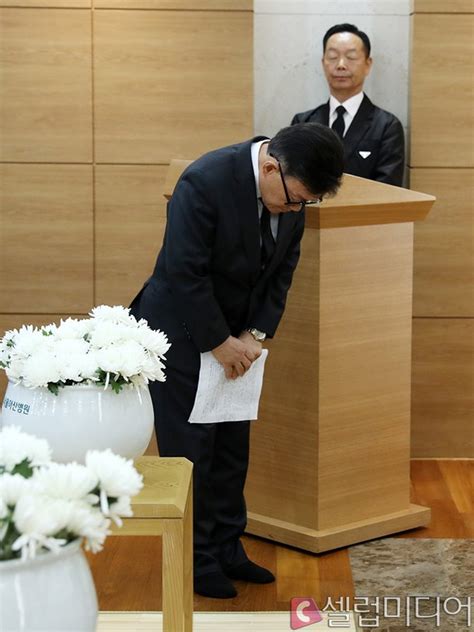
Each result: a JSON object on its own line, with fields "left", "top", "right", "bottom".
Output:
{"left": 238, "top": 330, "right": 263, "bottom": 361}
{"left": 227, "top": 331, "right": 263, "bottom": 379}
{"left": 212, "top": 336, "right": 254, "bottom": 379}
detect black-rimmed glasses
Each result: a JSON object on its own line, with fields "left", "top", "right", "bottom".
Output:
{"left": 269, "top": 153, "right": 323, "bottom": 211}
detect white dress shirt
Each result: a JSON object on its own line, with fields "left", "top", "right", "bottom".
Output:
{"left": 251, "top": 139, "right": 279, "bottom": 241}
{"left": 329, "top": 91, "right": 364, "bottom": 137}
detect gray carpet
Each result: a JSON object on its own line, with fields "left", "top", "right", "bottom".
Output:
{"left": 349, "top": 539, "right": 473, "bottom": 631}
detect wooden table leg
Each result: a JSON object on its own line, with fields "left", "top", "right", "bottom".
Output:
{"left": 162, "top": 485, "right": 193, "bottom": 632}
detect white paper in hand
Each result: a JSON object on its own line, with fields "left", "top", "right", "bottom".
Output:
{"left": 188, "top": 349, "right": 269, "bottom": 423}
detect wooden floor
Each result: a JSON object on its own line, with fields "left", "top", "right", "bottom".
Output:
{"left": 87, "top": 460, "right": 473, "bottom": 613}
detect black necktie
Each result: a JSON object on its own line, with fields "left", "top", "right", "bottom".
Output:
{"left": 260, "top": 205, "right": 275, "bottom": 269}
{"left": 331, "top": 105, "right": 346, "bottom": 139}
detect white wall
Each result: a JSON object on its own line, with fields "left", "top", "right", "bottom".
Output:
{"left": 254, "top": 0, "right": 413, "bottom": 142}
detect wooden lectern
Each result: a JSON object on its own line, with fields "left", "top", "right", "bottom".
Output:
{"left": 164, "top": 162, "right": 436, "bottom": 554}
{"left": 245, "top": 174, "right": 435, "bottom": 552}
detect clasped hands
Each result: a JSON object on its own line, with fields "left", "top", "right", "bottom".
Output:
{"left": 212, "top": 331, "right": 263, "bottom": 380}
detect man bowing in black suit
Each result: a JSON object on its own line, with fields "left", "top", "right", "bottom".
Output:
{"left": 130, "top": 123, "right": 344, "bottom": 599}
{"left": 292, "top": 23, "right": 405, "bottom": 186}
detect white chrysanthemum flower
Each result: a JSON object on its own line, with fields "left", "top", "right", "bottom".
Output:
{"left": 12, "top": 495, "right": 73, "bottom": 560}
{"left": 20, "top": 351, "right": 62, "bottom": 388}
{"left": 117, "top": 341, "right": 148, "bottom": 377}
{"left": 95, "top": 340, "right": 147, "bottom": 378}
{"left": 129, "top": 374, "right": 147, "bottom": 389}
{"left": 13, "top": 494, "right": 72, "bottom": 534}
{"left": 0, "top": 329, "right": 17, "bottom": 347}
{"left": 108, "top": 495, "right": 133, "bottom": 527}
{"left": 0, "top": 340, "right": 10, "bottom": 367}
{"left": 8, "top": 325, "right": 52, "bottom": 360}
{"left": 65, "top": 502, "right": 110, "bottom": 553}
{"left": 0, "top": 498, "right": 8, "bottom": 520}
{"left": 0, "top": 426, "right": 52, "bottom": 472}
{"left": 90, "top": 305, "right": 135, "bottom": 325}
{"left": 93, "top": 347, "right": 121, "bottom": 378}
{"left": 132, "top": 325, "right": 171, "bottom": 357}
{"left": 53, "top": 338, "right": 92, "bottom": 382}
{"left": 140, "top": 352, "right": 167, "bottom": 383}
{"left": 0, "top": 473, "right": 30, "bottom": 506}
{"left": 77, "top": 351, "right": 100, "bottom": 381}
{"left": 54, "top": 360, "right": 83, "bottom": 383}
{"left": 54, "top": 338, "right": 90, "bottom": 357}
{"left": 85, "top": 449, "right": 143, "bottom": 498}
{"left": 4, "top": 357, "right": 24, "bottom": 382}
{"left": 32, "top": 463, "right": 98, "bottom": 502}
{"left": 55, "top": 318, "right": 92, "bottom": 340}
{"left": 88, "top": 321, "right": 131, "bottom": 349}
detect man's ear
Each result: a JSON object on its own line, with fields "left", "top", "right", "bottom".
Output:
{"left": 261, "top": 159, "right": 278, "bottom": 177}
{"left": 365, "top": 56, "right": 373, "bottom": 76}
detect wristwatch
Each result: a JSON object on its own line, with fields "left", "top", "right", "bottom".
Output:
{"left": 247, "top": 328, "right": 266, "bottom": 342}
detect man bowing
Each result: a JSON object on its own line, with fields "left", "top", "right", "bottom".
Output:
{"left": 130, "top": 123, "right": 344, "bottom": 598}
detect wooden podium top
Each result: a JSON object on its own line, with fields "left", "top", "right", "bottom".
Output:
{"left": 307, "top": 173, "right": 435, "bottom": 228}
{"left": 164, "top": 160, "right": 436, "bottom": 229}
{"left": 130, "top": 456, "right": 193, "bottom": 519}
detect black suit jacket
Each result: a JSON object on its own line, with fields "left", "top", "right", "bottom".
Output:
{"left": 291, "top": 94, "right": 404, "bottom": 186}
{"left": 131, "top": 137, "right": 305, "bottom": 372}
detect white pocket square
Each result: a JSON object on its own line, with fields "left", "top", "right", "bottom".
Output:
{"left": 359, "top": 151, "right": 371, "bottom": 159}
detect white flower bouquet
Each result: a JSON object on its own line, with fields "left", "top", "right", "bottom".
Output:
{"left": 0, "top": 426, "right": 143, "bottom": 562}
{"left": 0, "top": 305, "right": 170, "bottom": 395}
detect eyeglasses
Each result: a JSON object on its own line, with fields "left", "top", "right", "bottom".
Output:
{"left": 269, "top": 153, "right": 323, "bottom": 211}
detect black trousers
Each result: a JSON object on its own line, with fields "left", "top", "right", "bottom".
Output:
{"left": 131, "top": 281, "right": 251, "bottom": 577}
{"left": 149, "top": 371, "right": 251, "bottom": 578}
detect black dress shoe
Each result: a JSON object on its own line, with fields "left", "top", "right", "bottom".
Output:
{"left": 224, "top": 560, "right": 275, "bottom": 584}
{"left": 194, "top": 570, "right": 237, "bottom": 598}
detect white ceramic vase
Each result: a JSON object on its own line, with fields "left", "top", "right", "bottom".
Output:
{"left": 0, "top": 539, "right": 98, "bottom": 632}
{"left": 0, "top": 381, "right": 154, "bottom": 463}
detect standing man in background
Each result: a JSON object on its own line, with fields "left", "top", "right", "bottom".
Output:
{"left": 130, "top": 123, "right": 344, "bottom": 599}
{"left": 292, "top": 23, "right": 405, "bottom": 186}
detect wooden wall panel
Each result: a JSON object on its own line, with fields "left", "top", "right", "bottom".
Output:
{"left": 0, "top": 1, "right": 90, "bottom": 6}
{"left": 95, "top": 166, "right": 168, "bottom": 307}
{"left": 0, "top": 9, "right": 92, "bottom": 162}
{"left": 0, "top": 165, "right": 93, "bottom": 313}
{"left": 411, "top": 168, "right": 474, "bottom": 317}
{"left": 411, "top": 6, "right": 474, "bottom": 457}
{"left": 94, "top": 10, "right": 253, "bottom": 163}
{"left": 414, "top": 0, "right": 474, "bottom": 12}
{"left": 410, "top": 14, "right": 474, "bottom": 167}
{"left": 412, "top": 319, "right": 474, "bottom": 458}
{"left": 95, "top": 0, "right": 251, "bottom": 8}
